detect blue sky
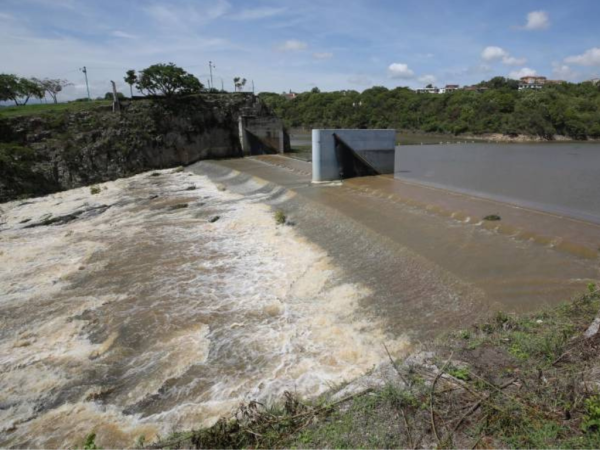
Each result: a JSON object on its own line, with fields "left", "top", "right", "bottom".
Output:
{"left": 1, "top": 0, "right": 600, "bottom": 100}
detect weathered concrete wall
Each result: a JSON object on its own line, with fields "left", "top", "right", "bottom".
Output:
{"left": 312, "top": 129, "right": 396, "bottom": 182}
{"left": 238, "top": 116, "right": 289, "bottom": 155}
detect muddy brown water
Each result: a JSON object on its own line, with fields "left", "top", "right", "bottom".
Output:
{"left": 0, "top": 157, "right": 598, "bottom": 448}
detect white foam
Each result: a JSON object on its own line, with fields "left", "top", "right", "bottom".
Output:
{"left": 0, "top": 169, "right": 409, "bottom": 447}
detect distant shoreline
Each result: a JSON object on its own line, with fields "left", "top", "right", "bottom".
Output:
{"left": 290, "top": 128, "right": 599, "bottom": 145}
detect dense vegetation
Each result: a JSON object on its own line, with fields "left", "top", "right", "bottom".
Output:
{"left": 260, "top": 77, "right": 600, "bottom": 139}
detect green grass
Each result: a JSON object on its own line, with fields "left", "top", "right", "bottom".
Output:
{"left": 0, "top": 100, "right": 112, "bottom": 118}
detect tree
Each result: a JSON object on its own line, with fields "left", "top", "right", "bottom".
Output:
{"left": 0, "top": 74, "right": 20, "bottom": 104}
{"left": 124, "top": 69, "right": 137, "bottom": 98}
{"left": 0, "top": 75, "right": 45, "bottom": 105}
{"left": 32, "top": 78, "right": 72, "bottom": 104}
{"left": 136, "top": 63, "right": 203, "bottom": 97}
{"left": 104, "top": 92, "right": 125, "bottom": 100}
{"left": 18, "top": 78, "right": 44, "bottom": 105}
{"left": 233, "top": 77, "right": 247, "bottom": 92}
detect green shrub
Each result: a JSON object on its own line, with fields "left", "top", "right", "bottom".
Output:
{"left": 82, "top": 432, "right": 100, "bottom": 450}
{"left": 274, "top": 210, "right": 286, "bottom": 225}
{"left": 582, "top": 396, "right": 600, "bottom": 432}
{"left": 90, "top": 185, "right": 101, "bottom": 195}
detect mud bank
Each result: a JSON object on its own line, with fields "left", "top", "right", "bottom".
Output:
{"left": 0, "top": 169, "right": 406, "bottom": 448}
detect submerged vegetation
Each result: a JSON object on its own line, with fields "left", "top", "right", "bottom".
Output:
{"left": 150, "top": 287, "right": 600, "bottom": 449}
{"left": 260, "top": 77, "right": 600, "bottom": 140}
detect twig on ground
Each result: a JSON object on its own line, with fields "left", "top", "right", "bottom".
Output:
{"left": 384, "top": 342, "right": 410, "bottom": 386}
{"left": 400, "top": 408, "right": 413, "bottom": 448}
{"left": 430, "top": 352, "right": 454, "bottom": 446}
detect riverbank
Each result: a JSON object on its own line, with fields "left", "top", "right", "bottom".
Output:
{"left": 155, "top": 285, "right": 600, "bottom": 449}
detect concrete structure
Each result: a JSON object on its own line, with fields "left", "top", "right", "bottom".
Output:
{"left": 238, "top": 116, "right": 288, "bottom": 156}
{"left": 416, "top": 84, "right": 461, "bottom": 94}
{"left": 312, "top": 129, "right": 396, "bottom": 183}
{"left": 518, "top": 76, "right": 564, "bottom": 91}
{"left": 416, "top": 86, "right": 440, "bottom": 94}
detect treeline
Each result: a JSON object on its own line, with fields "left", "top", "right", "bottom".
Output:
{"left": 259, "top": 77, "right": 600, "bottom": 139}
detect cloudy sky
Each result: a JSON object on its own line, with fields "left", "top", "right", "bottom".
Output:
{"left": 2, "top": 0, "right": 600, "bottom": 100}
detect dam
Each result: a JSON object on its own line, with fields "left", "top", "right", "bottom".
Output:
{"left": 1, "top": 134, "right": 599, "bottom": 448}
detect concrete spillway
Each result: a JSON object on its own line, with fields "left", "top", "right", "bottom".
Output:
{"left": 196, "top": 155, "right": 599, "bottom": 321}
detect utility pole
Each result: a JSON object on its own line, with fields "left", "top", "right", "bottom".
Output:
{"left": 208, "top": 61, "right": 215, "bottom": 90}
{"left": 207, "top": 79, "right": 211, "bottom": 90}
{"left": 252, "top": 79, "right": 255, "bottom": 94}
{"left": 220, "top": 78, "right": 224, "bottom": 92}
{"left": 80, "top": 66, "right": 90, "bottom": 100}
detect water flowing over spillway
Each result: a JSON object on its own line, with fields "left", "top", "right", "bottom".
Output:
{"left": 0, "top": 170, "right": 407, "bottom": 448}
{"left": 1, "top": 155, "right": 598, "bottom": 448}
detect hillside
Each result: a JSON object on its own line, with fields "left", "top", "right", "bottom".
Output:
{"left": 0, "top": 94, "right": 277, "bottom": 202}
{"left": 260, "top": 79, "right": 600, "bottom": 140}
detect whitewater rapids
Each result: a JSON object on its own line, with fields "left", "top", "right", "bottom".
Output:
{"left": 0, "top": 169, "right": 407, "bottom": 448}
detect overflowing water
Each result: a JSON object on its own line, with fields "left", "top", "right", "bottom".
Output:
{"left": 0, "top": 170, "right": 407, "bottom": 448}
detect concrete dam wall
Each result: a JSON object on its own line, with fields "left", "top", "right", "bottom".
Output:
{"left": 311, "top": 129, "right": 396, "bottom": 182}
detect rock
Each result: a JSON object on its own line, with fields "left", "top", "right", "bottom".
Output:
{"left": 0, "top": 95, "right": 288, "bottom": 203}
{"left": 584, "top": 317, "right": 600, "bottom": 339}
{"left": 23, "top": 205, "right": 110, "bottom": 228}
{"left": 209, "top": 215, "right": 220, "bottom": 223}
{"left": 331, "top": 362, "right": 407, "bottom": 401}
{"left": 330, "top": 351, "right": 438, "bottom": 402}
{"left": 483, "top": 214, "right": 501, "bottom": 221}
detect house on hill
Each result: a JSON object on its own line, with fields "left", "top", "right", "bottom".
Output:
{"left": 282, "top": 90, "right": 298, "bottom": 100}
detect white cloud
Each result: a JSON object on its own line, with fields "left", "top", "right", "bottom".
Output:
{"left": 522, "top": 10, "right": 550, "bottom": 30}
{"left": 565, "top": 47, "right": 600, "bottom": 66}
{"left": 276, "top": 39, "right": 307, "bottom": 51}
{"left": 388, "top": 63, "right": 415, "bottom": 79}
{"left": 481, "top": 46, "right": 508, "bottom": 61}
{"left": 482, "top": 46, "right": 526, "bottom": 65}
{"left": 552, "top": 63, "right": 577, "bottom": 80}
{"left": 501, "top": 55, "right": 527, "bottom": 66}
{"left": 111, "top": 30, "right": 137, "bottom": 39}
{"left": 313, "top": 52, "right": 333, "bottom": 60}
{"left": 418, "top": 74, "right": 436, "bottom": 85}
{"left": 231, "top": 7, "right": 286, "bottom": 21}
{"left": 508, "top": 67, "right": 537, "bottom": 79}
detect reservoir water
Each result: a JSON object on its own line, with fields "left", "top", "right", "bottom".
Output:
{"left": 394, "top": 143, "right": 600, "bottom": 224}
